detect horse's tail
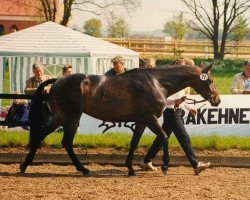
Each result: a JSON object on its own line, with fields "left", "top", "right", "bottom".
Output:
{"left": 28, "top": 78, "right": 58, "bottom": 148}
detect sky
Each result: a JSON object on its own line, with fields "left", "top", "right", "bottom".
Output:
{"left": 71, "top": 0, "right": 188, "bottom": 32}
{"left": 71, "top": 0, "right": 250, "bottom": 33}
{"left": 124, "top": 0, "right": 186, "bottom": 32}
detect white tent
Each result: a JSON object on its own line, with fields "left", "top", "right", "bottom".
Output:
{"left": 0, "top": 21, "right": 139, "bottom": 95}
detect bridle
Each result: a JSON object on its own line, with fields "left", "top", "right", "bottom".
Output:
{"left": 182, "top": 89, "right": 218, "bottom": 105}
{"left": 184, "top": 96, "right": 207, "bottom": 104}
{"left": 183, "top": 71, "right": 218, "bottom": 105}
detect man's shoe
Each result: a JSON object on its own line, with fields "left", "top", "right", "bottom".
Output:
{"left": 141, "top": 161, "right": 158, "bottom": 171}
{"left": 194, "top": 161, "right": 210, "bottom": 175}
{"left": 161, "top": 165, "right": 168, "bottom": 175}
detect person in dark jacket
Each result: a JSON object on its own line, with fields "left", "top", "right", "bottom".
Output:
{"left": 5, "top": 92, "right": 29, "bottom": 130}
{"left": 105, "top": 56, "right": 127, "bottom": 75}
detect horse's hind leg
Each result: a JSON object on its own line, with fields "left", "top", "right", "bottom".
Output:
{"left": 62, "top": 116, "right": 91, "bottom": 176}
{"left": 19, "top": 141, "right": 40, "bottom": 173}
{"left": 125, "top": 123, "right": 146, "bottom": 176}
{"left": 20, "top": 130, "right": 49, "bottom": 173}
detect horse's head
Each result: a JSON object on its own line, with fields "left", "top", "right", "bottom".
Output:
{"left": 192, "top": 63, "right": 221, "bottom": 106}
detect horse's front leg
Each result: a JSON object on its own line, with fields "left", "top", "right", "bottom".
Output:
{"left": 62, "top": 117, "right": 92, "bottom": 176}
{"left": 125, "top": 123, "right": 146, "bottom": 176}
{"left": 143, "top": 115, "right": 168, "bottom": 170}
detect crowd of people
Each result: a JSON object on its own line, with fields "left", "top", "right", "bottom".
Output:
{"left": 1, "top": 55, "right": 249, "bottom": 175}
{"left": 1, "top": 62, "right": 73, "bottom": 131}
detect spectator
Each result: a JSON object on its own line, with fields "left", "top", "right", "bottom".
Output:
{"left": 230, "top": 60, "right": 250, "bottom": 94}
{"left": 24, "top": 62, "right": 51, "bottom": 95}
{"left": 143, "top": 58, "right": 210, "bottom": 175}
{"left": 105, "top": 56, "right": 127, "bottom": 75}
{"left": 4, "top": 91, "right": 29, "bottom": 130}
{"left": 62, "top": 64, "right": 73, "bottom": 77}
{"left": 171, "top": 57, "right": 195, "bottom": 66}
{"left": 0, "top": 106, "right": 10, "bottom": 130}
{"left": 144, "top": 58, "right": 156, "bottom": 68}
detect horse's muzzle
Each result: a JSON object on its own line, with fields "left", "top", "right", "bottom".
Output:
{"left": 209, "top": 96, "right": 221, "bottom": 107}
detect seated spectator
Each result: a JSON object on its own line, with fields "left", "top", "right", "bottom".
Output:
{"left": 105, "top": 56, "right": 127, "bottom": 75}
{"left": 62, "top": 64, "right": 73, "bottom": 77}
{"left": 4, "top": 91, "right": 29, "bottom": 130}
{"left": 231, "top": 60, "right": 250, "bottom": 94}
{"left": 0, "top": 106, "right": 10, "bottom": 130}
{"left": 24, "top": 62, "right": 52, "bottom": 95}
{"left": 0, "top": 106, "right": 10, "bottom": 121}
{"left": 144, "top": 58, "right": 156, "bottom": 68}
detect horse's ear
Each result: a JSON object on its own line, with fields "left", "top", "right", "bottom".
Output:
{"left": 201, "top": 63, "right": 213, "bottom": 73}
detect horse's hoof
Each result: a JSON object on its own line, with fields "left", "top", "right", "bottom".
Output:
{"left": 19, "top": 164, "right": 27, "bottom": 174}
{"left": 82, "top": 170, "right": 92, "bottom": 176}
{"left": 128, "top": 171, "right": 137, "bottom": 176}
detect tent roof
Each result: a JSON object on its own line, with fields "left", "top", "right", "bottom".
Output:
{"left": 0, "top": 21, "right": 138, "bottom": 57}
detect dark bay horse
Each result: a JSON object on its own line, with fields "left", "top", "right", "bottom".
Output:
{"left": 20, "top": 64, "right": 221, "bottom": 176}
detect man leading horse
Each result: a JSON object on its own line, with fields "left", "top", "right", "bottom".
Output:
{"left": 20, "top": 64, "right": 221, "bottom": 176}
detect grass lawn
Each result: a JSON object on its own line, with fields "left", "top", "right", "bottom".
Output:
{"left": 0, "top": 131, "right": 249, "bottom": 150}
{"left": 212, "top": 71, "right": 236, "bottom": 94}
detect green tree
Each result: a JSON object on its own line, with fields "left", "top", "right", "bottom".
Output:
{"left": 163, "top": 12, "right": 189, "bottom": 40}
{"left": 230, "top": 15, "right": 250, "bottom": 43}
{"left": 107, "top": 13, "right": 129, "bottom": 38}
{"left": 83, "top": 18, "right": 102, "bottom": 37}
{"left": 180, "top": 0, "right": 250, "bottom": 59}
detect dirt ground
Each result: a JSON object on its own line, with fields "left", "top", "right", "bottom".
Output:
{"left": 0, "top": 163, "right": 249, "bottom": 200}
{"left": 0, "top": 147, "right": 249, "bottom": 200}
{"left": 0, "top": 146, "right": 249, "bottom": 157}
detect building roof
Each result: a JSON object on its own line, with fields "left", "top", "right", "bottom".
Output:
{"left": 0, "top": 0, "right": 42, "bottom": 17}
{"left": 0, "top": 21, "right": 138, "bottom": 57}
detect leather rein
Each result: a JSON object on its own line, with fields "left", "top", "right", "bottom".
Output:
{"left": 182, "top": 89, "right": 218, "bottom": 105}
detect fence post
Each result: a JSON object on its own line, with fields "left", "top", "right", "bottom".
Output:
{"left": 128, "top": 41, "right": 131, "bottom": 49}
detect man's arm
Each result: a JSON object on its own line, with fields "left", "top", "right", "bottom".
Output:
{"left": 230, "top": 74, "right": 244, "bottom": 94}
{"left": 24, "top": 78, "right": 36, "bottom": 95}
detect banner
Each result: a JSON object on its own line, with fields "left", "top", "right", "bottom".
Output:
{"left": 79, "top": 95, "right": 250, "bottom": 136}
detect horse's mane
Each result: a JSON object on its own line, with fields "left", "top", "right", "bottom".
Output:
{"left": 122, "top": 65, "right": 197, "bottom": 75}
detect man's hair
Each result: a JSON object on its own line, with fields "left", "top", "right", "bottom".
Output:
{"left": 63, "top": 64, "right": 72, "bottom": 74}
{"left": 145, "top": 58, "right": 156, "bottom": 67}
{"left": 244, "top": 60, "right": 250, "bottom": 67}
{"left": 32, "top": 62, "right": 44, "bottom": 70}
{"left": 111, "top": 56, "right": 124, "bottom": 64}
{"left": 171, "top": 58, "right": 195, "bottom": 66}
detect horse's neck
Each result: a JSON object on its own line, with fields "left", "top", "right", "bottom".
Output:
{"left": 154, "top": 68, "right": 194, "bottom": 97}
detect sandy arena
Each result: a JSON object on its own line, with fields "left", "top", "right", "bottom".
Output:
{"left": 0, "top": 162, "right": 249, "bottom": 200}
